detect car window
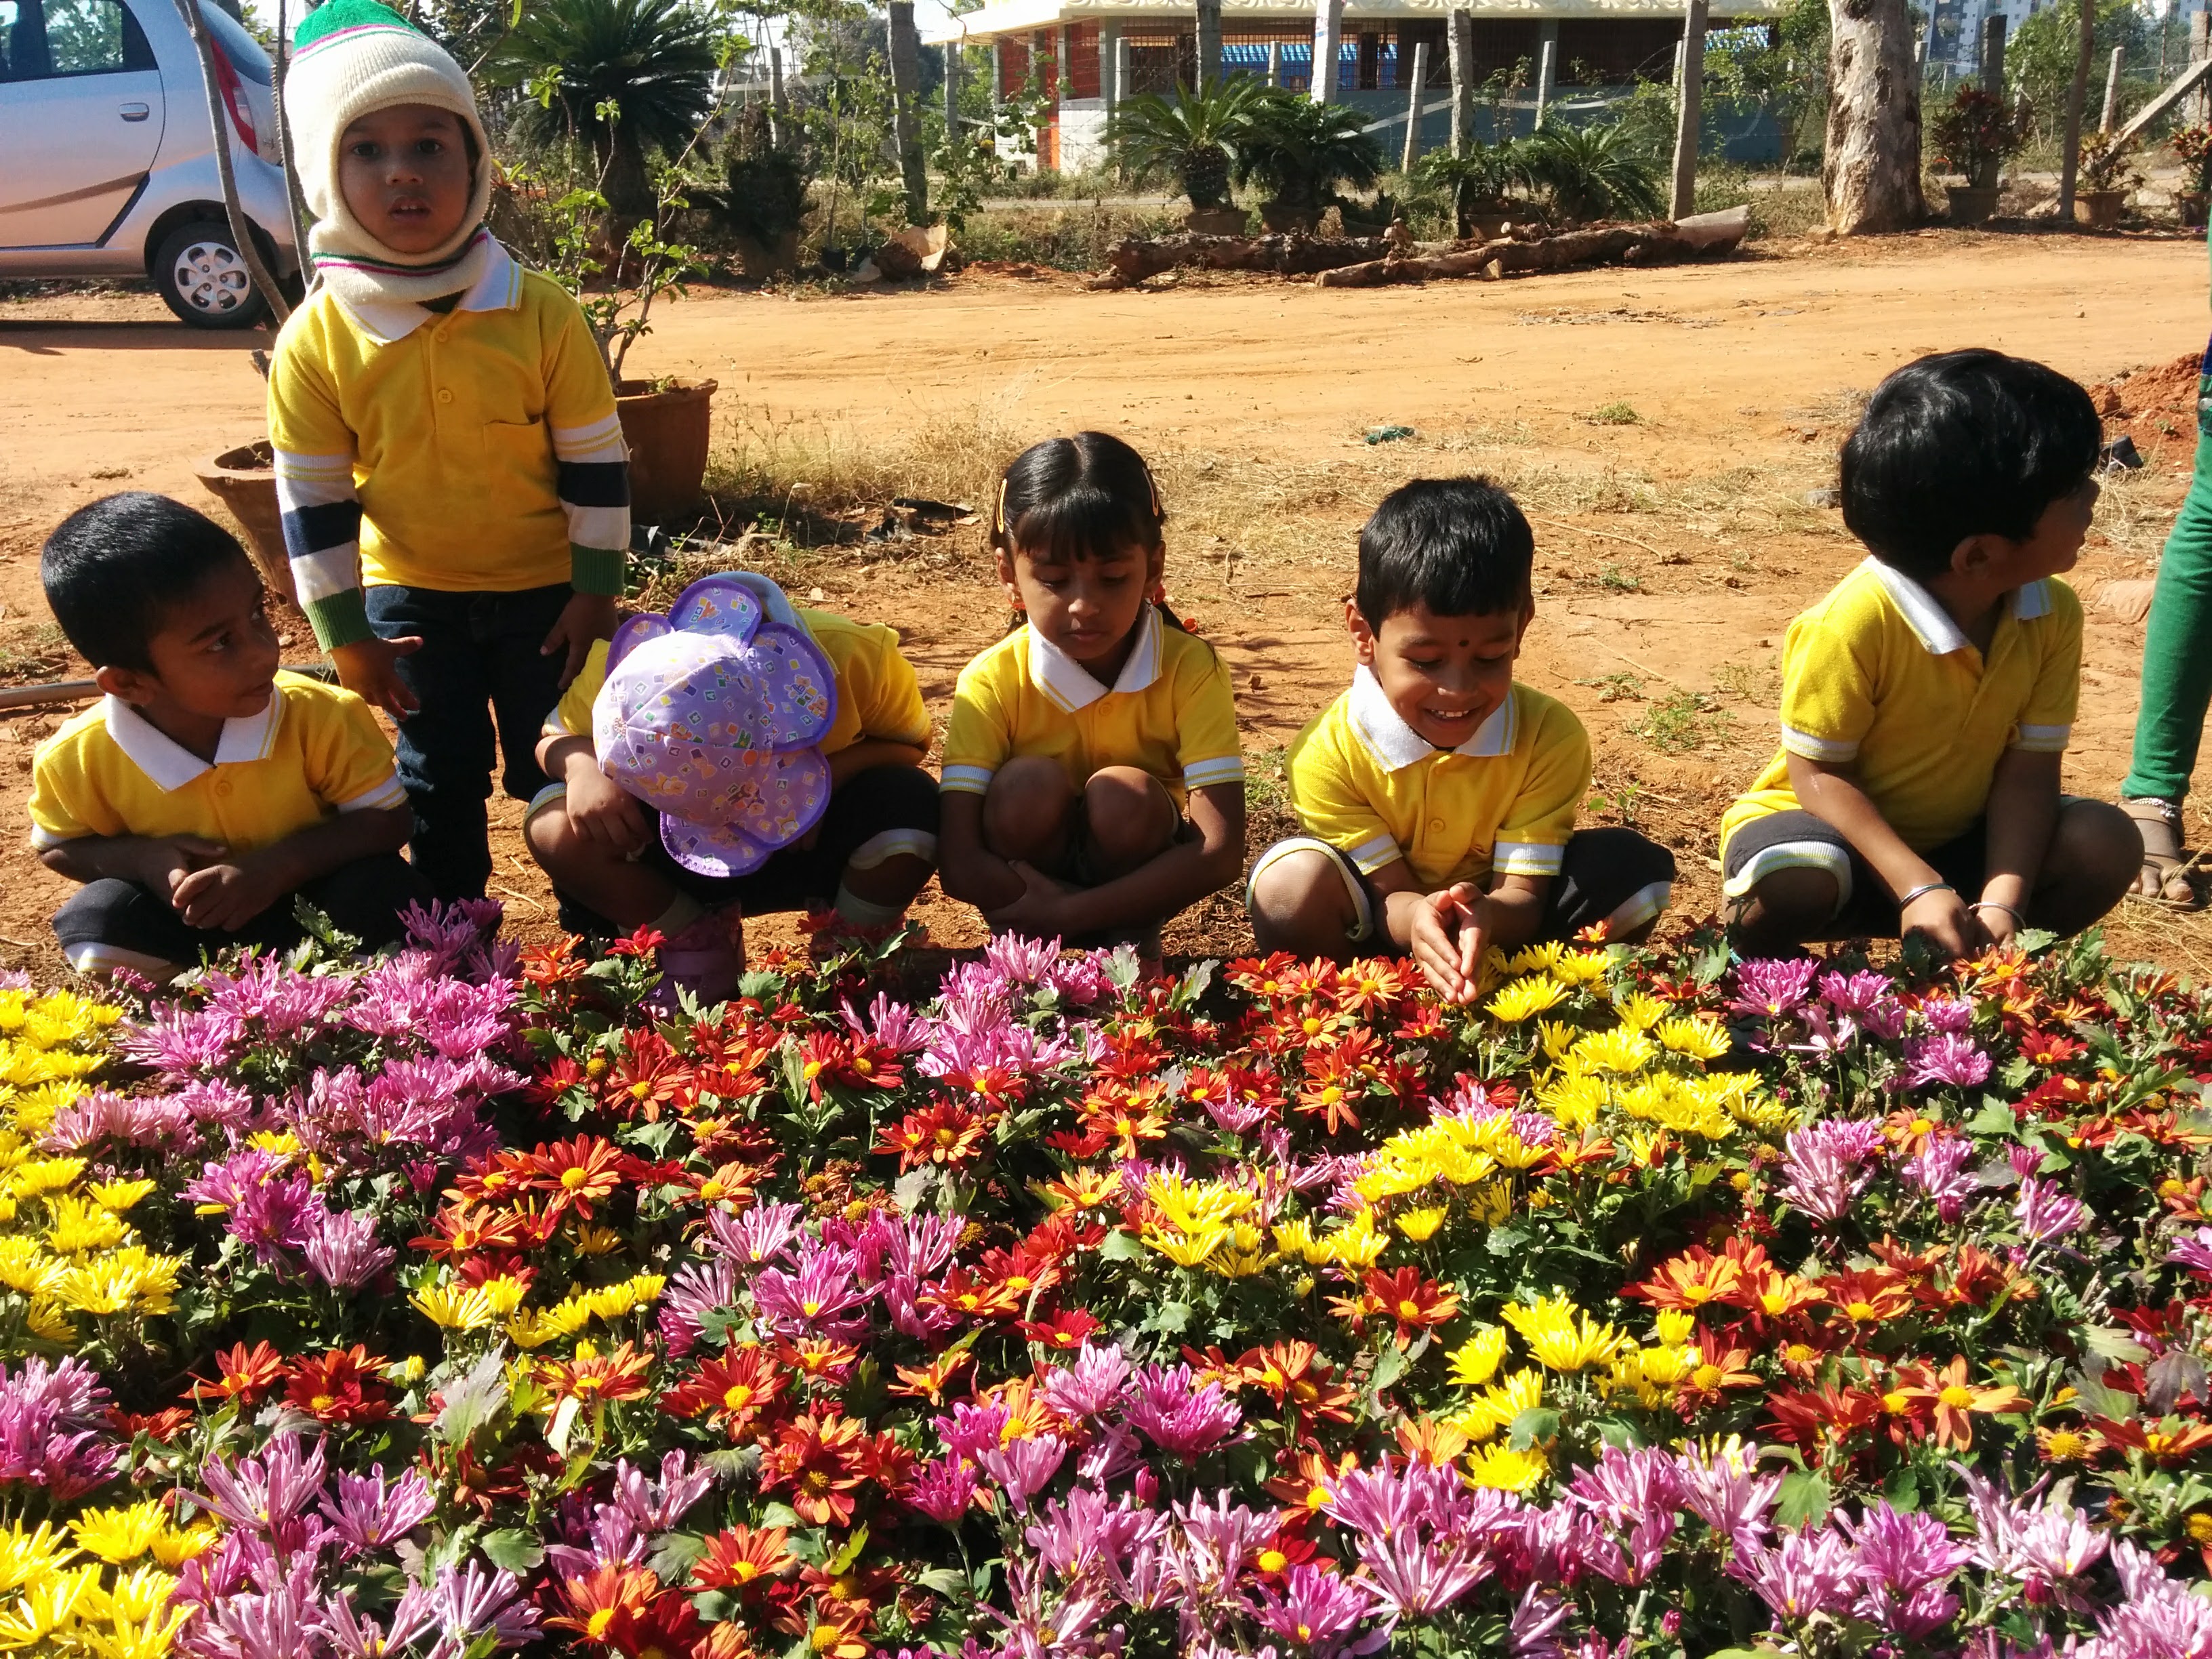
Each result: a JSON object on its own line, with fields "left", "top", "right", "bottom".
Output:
{"left": 0, "top": 0, "right": 155, "bottom": 80}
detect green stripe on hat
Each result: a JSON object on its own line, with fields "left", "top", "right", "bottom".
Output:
{"left": 292, "top": 0, "right": 419, "bottom": 54}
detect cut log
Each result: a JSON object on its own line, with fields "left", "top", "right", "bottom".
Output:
{"left": 1312, "top": 214, "right": 1748, "bottom": 287}
{"left": 1092, "top": 231, "right": 1393, "bottom": 288}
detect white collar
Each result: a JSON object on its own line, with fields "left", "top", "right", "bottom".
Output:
{"left": 1862, "top": 558, "right": 2052, "bottom": 656}
{"left": 1346, "top": 664, "right": 1515, "bottom": 773}
{"left": 101, "top": 689, "right": 282, "bottom": 792}
{"left": 334, "top": 238, "right": 523, "bottom": 346}
{"left": 1028, "top": 603, "right": 1163, "bottom": 713}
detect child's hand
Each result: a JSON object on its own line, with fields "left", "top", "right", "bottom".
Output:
{"left": 136, "top": 836, "right": 226, "bottom": 899}
{"left": 984, "top": 861, "right": 1075, "bottom": 939}
{"left": 1900, "top": 886, "right": 1990, "bottom": 960}
{"left": 331, "top": 636, "right": 424, "bottom": 720}
{"left": 1409, "top": 882, "right": 1488, "bottom": 1003}
{"left": 544, "top": 592, "right": 619, "bottom": 690}
{"left": 564, "top": 755, "right": 649, "bottom": 856}
{"left": 170, "top": 855, "right": 287, "bottom": 933}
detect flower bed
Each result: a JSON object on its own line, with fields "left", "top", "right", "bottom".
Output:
{"left": 5, "top": 907, "right": 2212, "bottom": 1658}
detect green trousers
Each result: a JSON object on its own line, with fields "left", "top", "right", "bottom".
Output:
{"left": 2124, "top": 344, "right": 2212, "bottom": 804}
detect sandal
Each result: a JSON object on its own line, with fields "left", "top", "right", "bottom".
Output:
{"left": 2122, "top": 796, "right": 2203, "bottom": 907}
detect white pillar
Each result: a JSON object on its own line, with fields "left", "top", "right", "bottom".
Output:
{"left": 1311, "top": 0, "right": 1343, "bottom": 101}
{"left": 1267, "top": 39, "right": 1282, "bottom": 86}
{"left": 1670, "top": 0, "right": 1708, "bottom": 220}
{"left": 1446, "top": 7, "right": 1473, "bottom": 154}
{"left": 1401, "top": 40, "right": 1429, "bottom": 170}
{"left": 2100, "top": 43, "right": 2123, "bottom": 131}
{"left": 1115, "top": 33, "right": 1133, "bottom": 102}
{"left": 1534, "top": 27, "right": 1556, "bottom": 126}
{"left": 1101, "top": 22, "right": 1121, "bottom": 108}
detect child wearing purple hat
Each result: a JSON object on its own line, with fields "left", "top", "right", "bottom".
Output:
{"left": 524, "top": 573, "right": 938, "bottom": 1003}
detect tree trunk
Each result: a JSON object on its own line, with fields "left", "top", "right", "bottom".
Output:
{"left": 888, "top": 0, "right": 929, "bottom": 222}
{"left": 2057, "top": 0, "right": 2095, "bottom": 220}
{"left": 169, "top": 0, "right": 290, "bottom": 321}
{"left": 1446, "top": 5, "right": 1473, "bottom": 155}
{"left": 1195, "top": 0, "right": 1221, "bottom": 86}
{"left": 1311, "top": 0, "right": 1343, "bottom": 102}
{"left": 1824, "top": 0, "right": 1926, "bottom": 233}
{"left": 602, "top": 127, "right": 653, "bottom": 222}
{"left": 1671, "top": 0, "right": 1708, "bottom": 220}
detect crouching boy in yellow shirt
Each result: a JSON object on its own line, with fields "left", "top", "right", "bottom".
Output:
{"left": 1248, "top": 477, "right": 1675, "bottom": 999}
{"left": 29, "top": 496, "right": 426, "bottom": 978}
{"left": 1721, "top": 350, "right": 2139, "bottom": 958}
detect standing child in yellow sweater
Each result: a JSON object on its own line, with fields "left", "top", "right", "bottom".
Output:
{"left": 267, "top": 0, "right": 627, "bottom": 901}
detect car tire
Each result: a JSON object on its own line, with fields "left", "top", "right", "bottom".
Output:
{"left": 150, "top": 221, "right": 270, "bottom": 329}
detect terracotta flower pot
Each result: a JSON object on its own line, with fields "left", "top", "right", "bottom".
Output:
{"left": 1258, "top": 203, "right": 1320, "bottom": 235}
{"left": 2078, "top": 188, "right": 2126, "bottom": 231}
{"left": 196, "top": 440, "right": 295, "bottom": 607}
{"left": 1182, "top": 207, "right": 1249, "bottom": 236}
{"left": 1946, "top": 184, "right": 2001, "bottom": 226}
{"left": 615, "top": 377, "right": 718, "bottom": 526}
{"left": 731, "top": 230, "right": 802, "bottom": 279}
{"left": 2180, "top": 192, "right": 2208, "bottom": 229}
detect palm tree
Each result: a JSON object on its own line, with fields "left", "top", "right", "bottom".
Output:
{"left": 1231, "top": 89, "right": 1382, "bottom": 223}
{"left": 489, "top": 0, "right": 721, "bottom": 218}
{"left": 1109, "top": 77, "right": 1268, "bottom": 211}
{"left": 1523, "top": 121, "right": 1664, "bottom": 224}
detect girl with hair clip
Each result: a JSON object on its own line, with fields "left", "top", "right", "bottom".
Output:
{"left": 937, "top": 432, "right": 1246, "bottom": 951}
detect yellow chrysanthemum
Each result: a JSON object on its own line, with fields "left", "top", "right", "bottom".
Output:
{"left": 68, "top": 1502, "right": 165, "bottom": 1567}
{"left": 1270, "top": 1219, "right": 1330, "bottom": 1264}
{"left": 46, "top": 1196, "right": 129, "bottom": 1258}
{"left": 1143, "top": 1224, "right": 1225, "bottom": 1269}
{"left": 1502, "top": 1295, "right": 1631, "bottom": 1372}
{"left": 1534, "top": 1073, "right": 1607, "bottom": 1132}
{"left": 24, "top": 1299, "right": 78, "bottom": 1345}
{"left": 572, "top": 1225, "right": 623, "bottom": 1256}
{"left": 1536, "top": 1019, "right": 1582, "bottom": 1063}
{"left": 476, "top": 1276, "right": 530, "bottom": 1317}
{"left": 1145, "top": 1170, "right": 1253, "bottom": 1234}
{"left": 411, "top": 1284, "right": 496, "bottom": 1331}
{"left": 1612, "top": 992, "right": 1666, "bottom": 1031}
{"left": 1653, "top": 1308, "right": 1696, "bottom": 1347}
{"left": 1448, "top": 1327, "right": 1509, "bottom": 1389}
{"left": 1550, "top": 949, "right": 1612, "bottom": 987}
{"left": 97, "top": 1563, "right": 178, "bottom": 1624}
{"left": 1572, "top": 1027, "right": 1656, "bottom": 1076}
{"left": 146, "top": 1523, "right": 218, "bottom": 1570}
{"left": 9, "top": 1158, "right": 85, "bottom": 1199}
{"left": 245, "top": 1131, "right": 302, "bottom": 1162}
{"left": 0, "top": 1237, "right": 64, "bottom": 1298}
{"left": 1656, "top": 1015, "right": 1731, "bottom": 1060}
{"left": 1205, "top": 1224, "right": 1273, "bottom": 1278}
{"left": 0, "top": 1561, "right": 99, "bottom": 1647}
{"left": 1501, "top": 943, "right": 1565, "bottom": 977}
{"left": 84, "top": 1180, "right": 155, "bottom": 1214}
{"left": 0, "top": 1521, "right": 75, "bottom": 1595}
{"left": 1394, "top": 1206, "right": 1448, "bottom": 1243}
{"left": 1462, "top": 1442, "right": 1549, "bottom": 1493}
{"left": 1487, "top": 977, "right": 1570, "bottom": 1024}
{"left": 1465, "top": 1181, "right": 1513, "bottom": 1227}
{"left": 1320, "top": 1212, "right": 1389, "bottom": 1269}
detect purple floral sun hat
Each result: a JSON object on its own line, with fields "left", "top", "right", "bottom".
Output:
{"left": 593, "top": 573, "right": 839, "bottom": 878}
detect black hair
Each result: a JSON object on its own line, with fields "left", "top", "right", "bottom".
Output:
{"left": 1840, "top": 349, "right": 2102, "bottom": 580}
{"left": 992, "top": 432, "right": 1164, "bottom": 567}
{"left": 1355, "top": 476, "right": 1535, "bottom": 629}
{"left": 41, "top": 493, "right": 257, "bottom": 674}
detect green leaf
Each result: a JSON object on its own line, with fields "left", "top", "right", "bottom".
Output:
{"left": 2081, "top": 1326, "right": 2152, "bottom": 1364}
{"left": 1965, "top": 1099, "right": 2020, "bottom": 1138}
{"left": 759, "top": 1502, "right": 804, "bottom": 1531}
{"left": 1369, "top": 1345, "right": 1409, "bottom": 1398}
{"left": 1776, "top": 1469, "right": 1831, "bottom": 1529}
{"left": 1507, "top": 1407, "right": 1561, "bottom": 1449}
{"left": 1099, "top": 1229, "right": 1147, "bottom": 1263}
{"left": 1147, "top": 1300, "right": 1192, "bottom": 1334}
{"left": 1882, "top": 1467, "right": 1921, "bottom": 1511}
{"left": 479, "top": 1528, "right": 544, "bottom": 1574}
{"left": 1486, "top": 1223, "right": 1530, "bottom": 1256}
{"left": 916, "top": 1567, "right": 966, "bottom": 1597}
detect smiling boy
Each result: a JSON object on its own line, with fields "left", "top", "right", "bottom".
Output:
{"left": 30, "top": 495, "right": 424, "bottom": 979}
{"left": 1247, "top": 477, "right": 1675, "bottom": 1000}
{"left": 266, "top": 0, "right": 628, "bottom": 902}
{"left": 1721, "top": 350, "right": 2140, "bottom": 956}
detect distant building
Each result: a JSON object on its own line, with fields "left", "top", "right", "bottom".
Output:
{"left": 928, "top": 0, "right": 1785, "bottom": 169}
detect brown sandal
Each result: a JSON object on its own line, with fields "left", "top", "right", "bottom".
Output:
{"left": 2122, "top": 797, "right": 2204, "bottom": 908}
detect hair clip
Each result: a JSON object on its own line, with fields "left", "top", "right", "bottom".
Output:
{"left": 995, "top": 475, "right": 1010, "bottom": 543}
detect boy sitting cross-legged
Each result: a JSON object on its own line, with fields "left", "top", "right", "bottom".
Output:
{"left": 1247, "top": 476, "right": 1677, "bottom": 1000}
{"left": 29, "top": 495, "right": 427, "bottom": 979}
{"left": 1722, "top": 349, "right": 2140, "bottom": 958}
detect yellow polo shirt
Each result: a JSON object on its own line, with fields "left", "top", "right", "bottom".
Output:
{"left": 28, "top": 674, "right": 405, "bottom": 855}
{"left": 548, "top": 609, "right": 931, "bottom": 757}
{"left": 1287, "top": 672, "right": 1590, "bottom": 890}
{"left": 1721, "top": 559, "right": 2081, "bottom": 857}
{"left": 939, "top": 607, "right": 1244, "bottom": 807}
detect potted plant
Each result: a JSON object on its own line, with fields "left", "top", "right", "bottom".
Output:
{"left": 196, "top": 438, "right": 299, "bottom": 607}
{"left": 2174, "top": 125, "right": 2212, "bottom": 228}
{"left": 1521, "top": 120, "right": 1663, "bottom": 226}
{"left": 1233, "top": 89, "right": 1384, "bottom": 234}
{"left": 2077, "top": 130, "right": 2143, "bottom": 231}
{"left": 1414, "top": 138, "right": 1530, "bottom": 239}
{"left": 1109, "top": 78, "right": 1267, "bottom": 235}
{"left": 697, "top": 103, "right": 812, "bottom": 278}
{"left": 1929, "top": 85, "right": 2031, "bottom": 224}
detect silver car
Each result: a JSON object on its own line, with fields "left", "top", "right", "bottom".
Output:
{"left": 0, "top": 0, "right": 298, "bottom": 327}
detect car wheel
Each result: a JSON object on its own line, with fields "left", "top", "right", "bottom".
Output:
{"left": 151, "top": 222, "right": 270, "bottom": 329}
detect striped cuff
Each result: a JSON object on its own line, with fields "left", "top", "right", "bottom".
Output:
{"left": 1183, "top": 755, "right": 1246, "bottom": 791}
{"left": 571, "top": 544, "right": 626, "bottom": 596}
{"left": 1347, "top": 832, "right": 1401, "bottom": 875}
{"left": 2011, "top": 722, "right": 2072, "bottom": 753}
{"left": 848, "top": 829, "right": 939, "bottom": 869}
{"left": 1780, "top": 724, "right": 1859, "bottom": 764}
{"left": 1494, "top": 838, "right": 1568, "bottom": 876}
{"left": 306, "top": 590, "right": 375, "bottom": 651}
{"left": 940, "top": 764, "right": 995, "bottom": 795}
{"left": 336, "top": 775, "right": 409, "bottom": 813}
{"left": 28, "top": 825, "right": 80, "bottom": 853}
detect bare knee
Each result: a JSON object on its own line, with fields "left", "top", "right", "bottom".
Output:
{"left": 2036, "top": 799, "right": 2142, "bottom": 932}
{"left": 523, "top": 803, "right": 585, "bottom": 873}
{"left": 983, "top": 757, "right": 1076, "bottom": 863}
{"left": 1082, "top": 767, "right": 1178, "bottom": 877}
{"left": 1731, "top": 865, "right": 1841, "bottom": 949}
{"left": 1248, "top": 849, "right": 1359, "bottom": 958}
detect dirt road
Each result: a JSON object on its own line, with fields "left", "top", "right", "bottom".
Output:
{"left": 2, "top": 230, "right": 2207, "bottom": 976}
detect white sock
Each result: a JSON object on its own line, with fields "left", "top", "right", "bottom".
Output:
{"left": 833, "top": 884, "right": 905, "bottom": 928}
{"left": 651, "top": 893, "right": 708, "bottom": 938}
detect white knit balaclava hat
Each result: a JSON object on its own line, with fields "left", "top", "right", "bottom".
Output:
{"left": 285, "top": 0, "right": 495, "bottom": 300}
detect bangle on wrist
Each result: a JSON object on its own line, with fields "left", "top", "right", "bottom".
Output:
{"left": 1973, "top": 900, "right": 2024, "bottom": 928}
{"left": 1896, "top": 881, "right": 1953, "bottom": 909}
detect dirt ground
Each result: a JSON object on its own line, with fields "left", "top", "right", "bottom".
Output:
{"left": 4, "top": 226, "right": 2211, "bottom": 981}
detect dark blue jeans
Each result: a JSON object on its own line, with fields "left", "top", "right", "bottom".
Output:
{"left": 366, "top": 583, "right": 574, "bottom": 902}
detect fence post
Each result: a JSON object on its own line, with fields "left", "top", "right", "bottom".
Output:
{"left": 1311, "top": 0, "right": 1343, "bottom": 101}
{"left": 2193, "top": 9, "right": 2211, "bottom": 127}
{"left": 1670, "top": 0, "right": 1708, "bottom": 221}
{"left": 1267, "top": 39, "right": 1282, "bottom": 87}
{"left": 1534, "top": 25, "right": 1557, "bottom": 127}
{"left": 2057, "top": 0, "right": 2095, "bottom": 220}
{"left": 1446, "top": 6, "right": 1472, "bottom": 153}
{"left": 1196, "top": 0, "right": 1222, "bottom": 86}
{"left": 888, "top": 0, "right": 929, "bottom": 220}
{"left": 943, "top": 41, "right": 960, "bottom": 138}
{"left": 1401, "top": 39, "right": 1429, "bottom": 171}
{"left": 2101, "top": 43, "right": 2124, "bottom": 131}
{"left": 1980, "top": 13, "right": 2006, "bottom": 91}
